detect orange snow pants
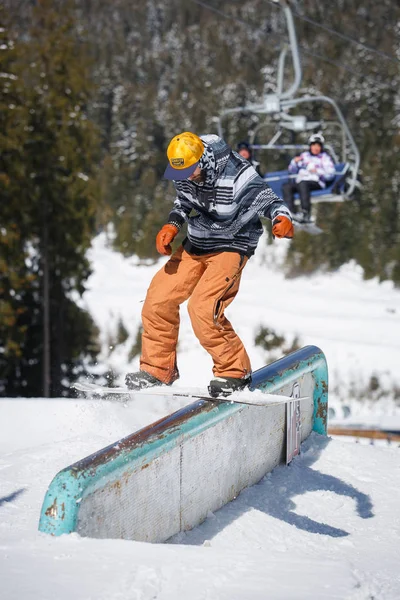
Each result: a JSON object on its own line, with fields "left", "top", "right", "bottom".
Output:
{"left": 140, "top": 246, "right": 251, "bottom": 383}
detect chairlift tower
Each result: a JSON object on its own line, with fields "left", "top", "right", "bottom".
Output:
{"left": 215, "top": 0, "right": 360, "bottom": 202}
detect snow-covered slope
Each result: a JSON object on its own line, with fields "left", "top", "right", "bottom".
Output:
{"left": 1, "top": 397, "right": 400, "bottom": 599}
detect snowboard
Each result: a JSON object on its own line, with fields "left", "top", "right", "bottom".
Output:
{"left": 73, "top": 381, "right": 309, "bottom": 408}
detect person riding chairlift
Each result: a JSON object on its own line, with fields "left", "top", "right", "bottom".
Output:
{"left": 282, "top": 133, "right": 335, "bottom": 223}
{"left": 236, "top": 141, "right": 262, "bottom": 176}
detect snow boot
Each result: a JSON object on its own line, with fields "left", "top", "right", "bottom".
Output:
{"left": 299, "top": 211, "right": 312, "bottom": 223}
{"left": 208, "top": 375, "right": 251, "bottom": 398}
{"left": 293, "top": 211, "right": 311, "bottom": 224}
{"left": 125, "top": 370, "right": 166, "bottom": 391}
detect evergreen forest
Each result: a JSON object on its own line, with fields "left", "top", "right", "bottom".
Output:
{"left": 1, "top": 0, "right": 400, "bottom": 396}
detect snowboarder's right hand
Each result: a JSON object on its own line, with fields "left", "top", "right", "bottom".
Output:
{"left": 156, "top": 224, "right": 179, "bottom": 255}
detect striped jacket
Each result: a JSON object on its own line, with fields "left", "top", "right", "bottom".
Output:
{"left": 168, "top": 135, "right": 290, "bottom": 256}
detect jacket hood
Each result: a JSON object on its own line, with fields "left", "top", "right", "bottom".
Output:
{"left": 197, "top": 134, "right": 231, "bottom": 186}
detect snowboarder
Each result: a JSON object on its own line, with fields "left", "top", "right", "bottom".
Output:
{"left": 125, "top": 132, "right": 293, "bottom": 397}
{"left": 282, "top": 132, "right": 335, "bottom": 222}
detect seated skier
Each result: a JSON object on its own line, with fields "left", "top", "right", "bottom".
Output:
{"left": 282, "top": 132, "right": 335, "bottom": 222}
{"left": 125, "top": 131, "right": 293, "bottom": 398}
{"left": 236, "top": 141, "right": 262, "bottom": 176}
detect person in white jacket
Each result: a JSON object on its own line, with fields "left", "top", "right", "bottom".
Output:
{"left": 282, "top": 133, "right": 336, "bottom": 222}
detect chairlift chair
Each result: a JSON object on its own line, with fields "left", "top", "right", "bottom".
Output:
{"left": 214, "top": 0, "right": 361, "bottom": 206}
{"left": 251, "top": 109, "right": 360, "bottom": 204}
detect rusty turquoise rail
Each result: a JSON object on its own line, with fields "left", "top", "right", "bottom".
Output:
{"left": 38, "top": 345, "right": 328, "bottom": 537}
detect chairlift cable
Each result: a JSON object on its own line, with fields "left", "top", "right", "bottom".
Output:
{"left": 295, "top": 15, "right": 399, "bottom": 66}
{"left": 266, "top": 0, "right": 400, "bottom": 66}
{"left": 189, "top": 0, "right": 398, "bottom": 91}
{"left": 190, "top": 0, "right": 356, "bottom": 76}
{"left": 347, "top": 7, "right": 398, "bottom": 36}
{"left": 190, "top": 0, "right": 281, "bottom": 49}
{"left": 191, "top": 0, "right": 348, "bottom": 75}
{"left": 300, "top": 47, "right": 360, "bottom": 76}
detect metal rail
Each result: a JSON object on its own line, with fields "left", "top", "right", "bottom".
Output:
{"left": 38, "top": 345, "right": 328, "bottom": 539}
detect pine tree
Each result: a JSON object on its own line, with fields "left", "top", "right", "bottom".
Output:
{"left": 0, "top": 8, "right": 34, "bottom": 393}
{"left": 0, "top": 1, "right": 100, "bottom": 396}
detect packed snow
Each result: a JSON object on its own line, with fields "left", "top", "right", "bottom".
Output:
{"left": 1, "top": 232, "right": 400, "bottom": 599}
{"left": 1, "top": 398, "right": 400, "bottom": 599}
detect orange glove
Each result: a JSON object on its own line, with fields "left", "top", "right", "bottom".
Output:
{"left": 156, "top": 224, "right": 179, "bottom": 255}
{"left": 272, "top": 215, "right": 294, "bottom": 239}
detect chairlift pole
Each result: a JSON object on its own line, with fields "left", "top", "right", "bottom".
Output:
{"left": 276, "top": 45, "right": 288, "bottom": 96}
{"left": 216, "top": 0, "right": 302, "bottom": 137}
{"left": 278, "top": 0, "right": 302, "bottom": 101}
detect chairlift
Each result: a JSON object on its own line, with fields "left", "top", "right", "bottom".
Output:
{"left": 214, "top": 0, "right": 361, "bottom": 205}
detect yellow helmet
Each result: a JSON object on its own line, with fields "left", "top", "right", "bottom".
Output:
{"left": 164, "top": 132, "right": 204, "bottom": 180}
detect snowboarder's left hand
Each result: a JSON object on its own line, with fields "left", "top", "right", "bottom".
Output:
{"left": 156, "top": 224, "right": 179, "bottom": 255}
{"left": 272, "top": 215, "right": 294, "bottom": 239}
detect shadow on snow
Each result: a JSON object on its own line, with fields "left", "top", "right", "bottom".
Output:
{"left": 0, "top": 488, "right": 26, "bottom": 507}
{"left": 170, "top": 434, "right": 374, "bottom": 544}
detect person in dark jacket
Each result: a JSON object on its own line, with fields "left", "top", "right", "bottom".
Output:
{"left": 236, "top": 141, "right": 262, "bottom": 176}
{"left": 125, "top": 132, "right": 293, "bottom": 397}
